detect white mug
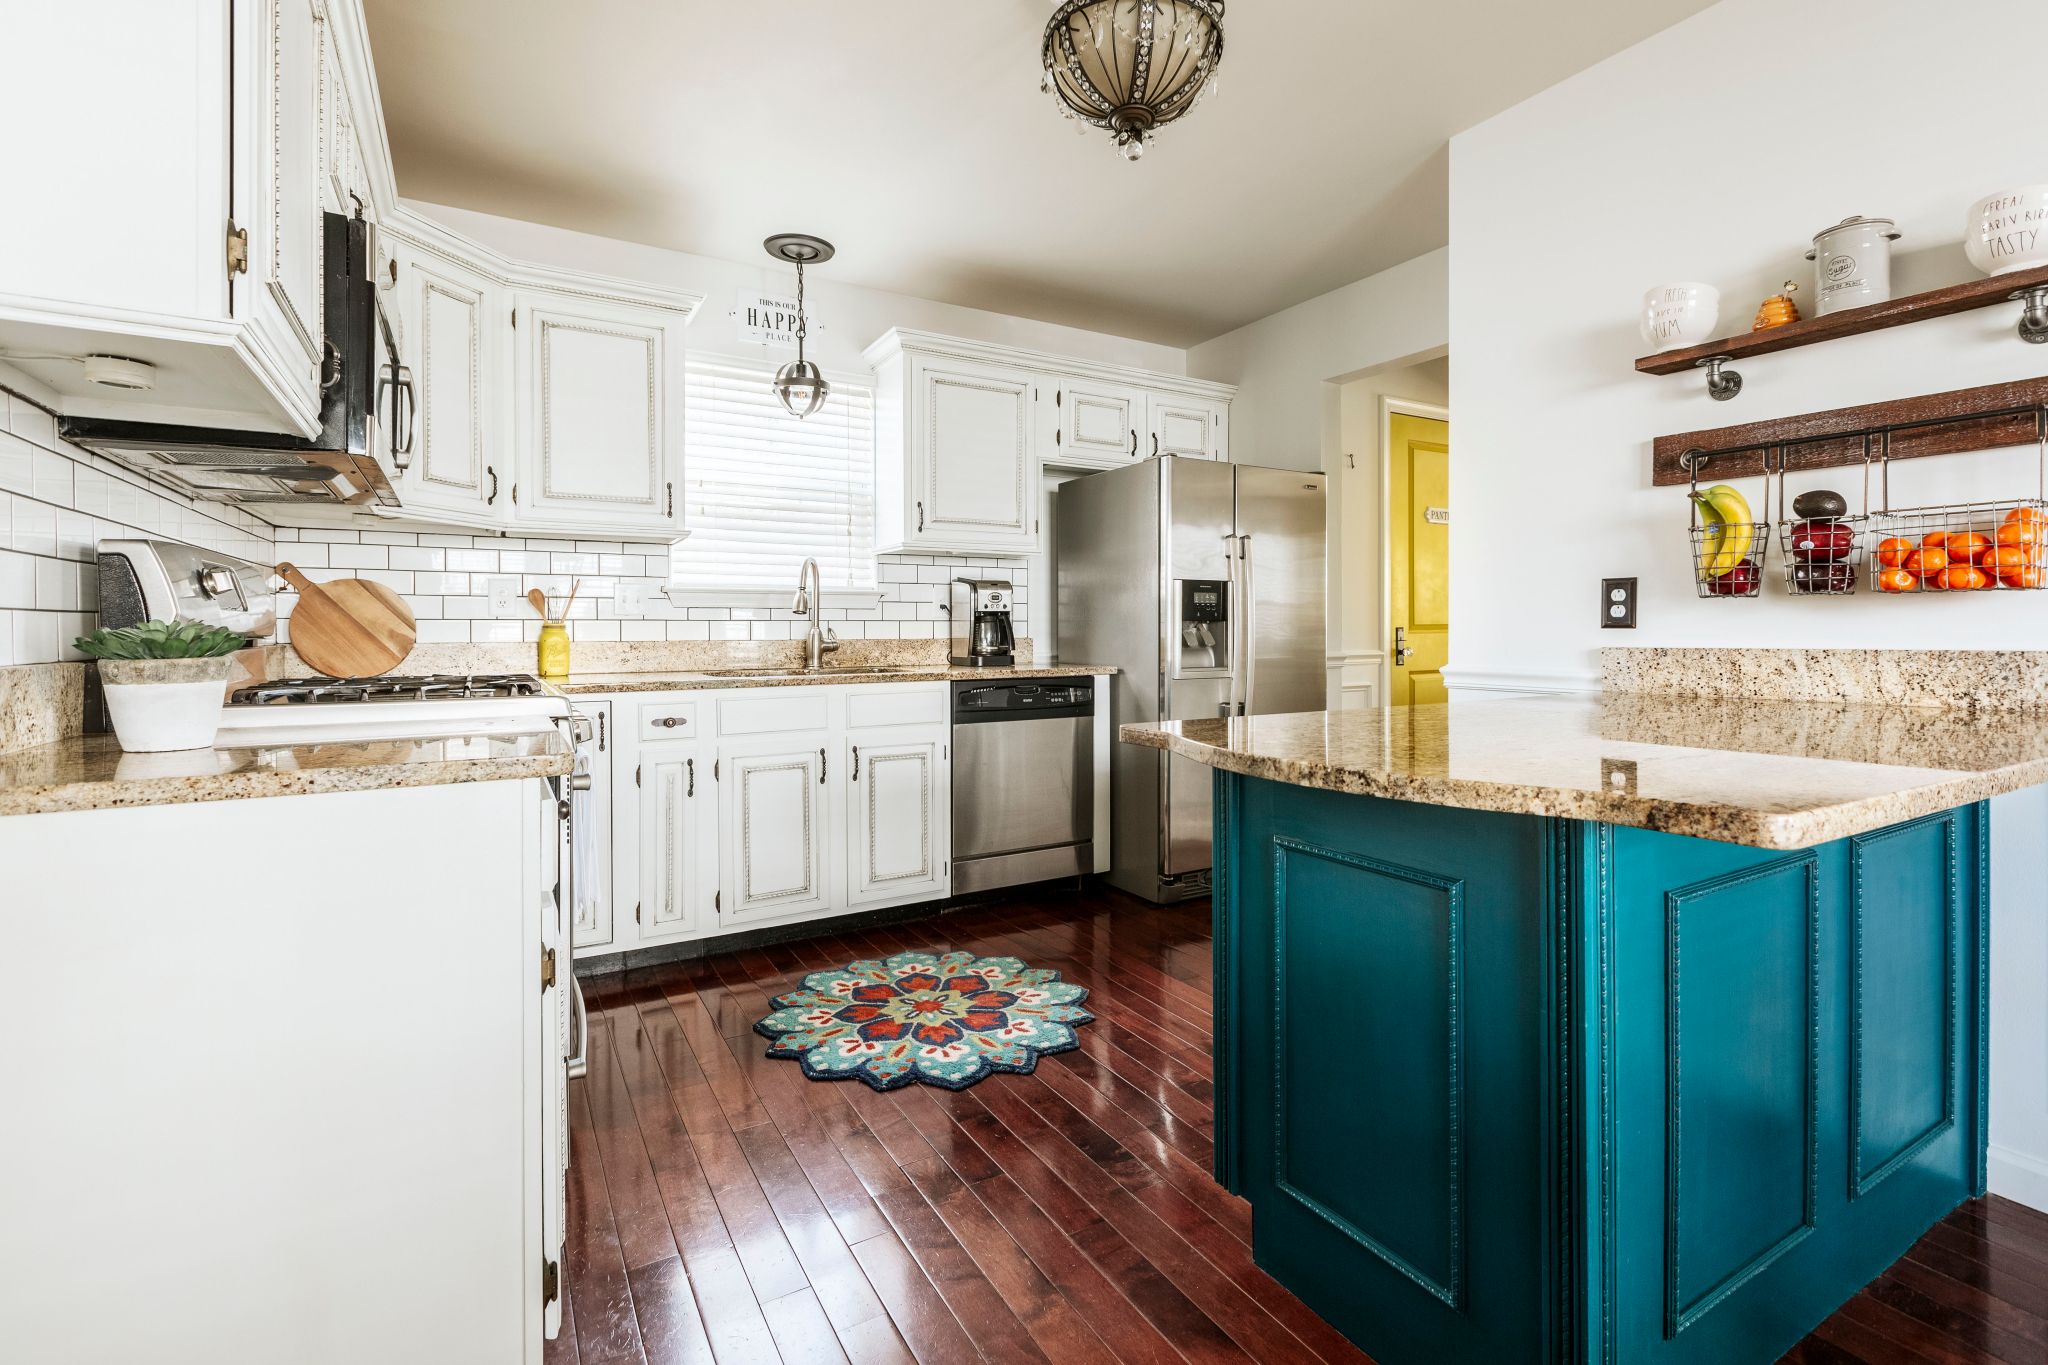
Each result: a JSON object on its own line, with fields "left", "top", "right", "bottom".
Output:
{"left": 1641, "top": 283, "right": 1721, "bottom": 352}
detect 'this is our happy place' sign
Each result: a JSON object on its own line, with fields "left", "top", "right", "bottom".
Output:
{"left": 737, "top": 293, "right": 804, "bottom": 349}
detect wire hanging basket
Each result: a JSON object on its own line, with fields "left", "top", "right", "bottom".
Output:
{"left": 1867, "top": 409, "right": 2048, "bottom": 594}
{"left": 1685, "top": 448, "right": 1770, "bottom": 598}
{"left": 1777, "top": 441, "right": 1869, "bottom": 596}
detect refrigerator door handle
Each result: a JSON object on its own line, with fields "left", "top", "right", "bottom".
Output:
{"left": 1221, "top": 534, "right": 1245, "bottom": 716}
{"left": 1240, "top": 534, "right": 1256, "bottom": 717}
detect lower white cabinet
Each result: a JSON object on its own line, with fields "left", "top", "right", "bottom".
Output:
{"left": 570, "top": 702, "right": 614, "bottom": 949}
{"left": 594, "top": 682, "right": 950, "bottom": 962}
{"left": 638, "top": 739, "right": 712, "bottom": 942}
{"left": 846, "top": 729, "right": 949, "bottom": 907}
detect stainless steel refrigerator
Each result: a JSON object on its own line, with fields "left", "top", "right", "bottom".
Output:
{"left": 1055, "top": 457, "right": 1325, "bottom": 903}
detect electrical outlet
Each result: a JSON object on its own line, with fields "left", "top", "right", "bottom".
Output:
{"left": 487, "top": 576, "right": 523, "bottom": 618}
{"left": 1600, "top": 577, "right": 1638, "bottom": 628}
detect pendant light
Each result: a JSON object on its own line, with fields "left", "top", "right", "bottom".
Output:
{"left": 764, "top": 233, "right": 833, "bottom": 419}
{"left": 1041, "top": 0, "right": 1225, "bottom": 161}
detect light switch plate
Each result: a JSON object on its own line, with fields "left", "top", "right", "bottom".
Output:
{"left": 1601, "top": 577, "right": 1638, "bottom": 629}
{"left": 486, "top": 576, "right": 522, "bottom": 618}
{"left": 613, "top": 582, "right": 647, "bottom": 616}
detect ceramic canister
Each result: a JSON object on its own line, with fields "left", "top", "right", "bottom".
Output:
{"left": 1804, "top": 216, "right": 1901, "bottom": 315}
{"left": 1965, "top": 186, "right": 2048, "bottom": 276}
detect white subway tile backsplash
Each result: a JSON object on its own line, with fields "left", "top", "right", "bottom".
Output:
{"left": 328, "top": 544, "right": 389, "bottom": 570}
{"left": 0, "top": 550, "right": 33, "bottom": 608}
{"left": 414, "top": 572, "right": 471, "bottom": 596}
{"left": 446, "top": 548, "right": 498, "bottom": 572}
{"left": 389, "top": 547, "right": 446, "bottom": 571}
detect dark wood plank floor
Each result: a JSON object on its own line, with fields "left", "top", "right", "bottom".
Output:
{"left": 559, "top": 884, "right": 2048, "bottom": 1365}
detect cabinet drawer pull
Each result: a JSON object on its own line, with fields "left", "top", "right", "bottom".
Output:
{"left": 654, "top": 715, "right": 687, "bottom": 729}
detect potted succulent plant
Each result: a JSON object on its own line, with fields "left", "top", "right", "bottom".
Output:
{"left": 73, "top": 621, "right": 250, "bottom": 752}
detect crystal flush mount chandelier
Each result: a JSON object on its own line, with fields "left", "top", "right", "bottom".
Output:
{"left": 1041, "top": 0, "right": 1225, "bottom": 161}
{"left": 765, "top": 233, "right": 833, "bottom": 419}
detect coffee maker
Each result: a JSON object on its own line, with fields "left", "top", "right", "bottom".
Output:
{"left": 949, "top": 578, "right": 1016, "bottom": 667}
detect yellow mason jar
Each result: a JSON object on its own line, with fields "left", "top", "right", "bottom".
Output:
{"left": 537, "top": 621, "right": 571, "bottom": 678}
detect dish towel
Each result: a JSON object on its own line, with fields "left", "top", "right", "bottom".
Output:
{"left": 570, "top": 748, "right": 600, "bottom": 928}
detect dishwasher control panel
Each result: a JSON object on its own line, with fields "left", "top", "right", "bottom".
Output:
{"left": 951, "top": 678, "right": 1095, "bottom": 720}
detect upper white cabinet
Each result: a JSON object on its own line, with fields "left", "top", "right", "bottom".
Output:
{"left": 0, "top": 0, "right": 328, "bottom": 434}
{"left": 1047, "top": 378, "right": 1146, "bottom": 469}
{"left": 513, "top": 290, "right": 686, "bottom": 536}
{"left": 388, "top": 230, "right": 506, "bottom": 522}
{"left": 867, "top": 331, "right": 1235, "bottom": 555}
{"left": 1148, "top": 394, "right": 1229, "bottom": 461}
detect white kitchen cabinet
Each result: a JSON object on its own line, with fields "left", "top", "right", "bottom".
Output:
{"left": 638, "top": 739, "right": 712, "bottom": 943}
{"left": 716, "top": 737, "right": 837, "bottom": 924}
{"left": 0, "top": 0, "right": 327, "bottom": 435}
{"left": 571, "top": 702, "right": 615, "bottom": 949}
{"left": 1148, "top": 394, "right": 1229, "bottom": 461}
{"left": 1046, "top": 377, "right": 1146, "bottom": 469}
{"left": 511, "top": 290, "right": 688, "bottom": 536}
{"left": 586, "top": 682, "right": 955, "bottom": 962}
{"left": 389, "top": 232, "right": 509, "bottom": 522}
{"left": 845, "top": 730, "right": 949, "bottom": 908}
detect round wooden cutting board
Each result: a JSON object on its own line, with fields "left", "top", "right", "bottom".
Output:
{"left": 274, "top": 562, "right": 416, "bottom": 678}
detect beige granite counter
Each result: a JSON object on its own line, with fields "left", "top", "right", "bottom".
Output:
{"left": 1120, "top": 694, "right": 2048, "bottom": 849}
{"left": 0, "top": 730, "right": 575, "bottom": 819}
{"left": 548, "top": 662, "right": 1117, "bottom": 695}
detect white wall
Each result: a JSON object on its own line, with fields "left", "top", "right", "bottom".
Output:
{"left": 411, "top": 201, "right": 1187, "bottom": 381}
{"left": 1187, "top": 248, "right": 1448, "bottom": 472}
{"left": 1446, "top": 0, "right": 2048, "bottom": 1208}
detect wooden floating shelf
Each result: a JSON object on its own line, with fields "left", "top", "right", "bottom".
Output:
{"left": 1636, "top": 263, "right": 2048, "bottom": 376}
{"left": 1650, "top": 376, "right": 2048, "bottom": 486}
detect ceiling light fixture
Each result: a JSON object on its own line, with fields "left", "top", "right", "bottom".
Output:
{"left": 1041, "top": 0, "right": 1225, "bottom": 162}
{"left": 764, "top": 233, "right": 834, "bottom": 419}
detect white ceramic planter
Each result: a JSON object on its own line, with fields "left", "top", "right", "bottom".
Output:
{"left": 99, "top": 657, "right": 231, "bottom": 752}
{"left": 1640, "top": 283, "right": 1721, "bottom": 352}
{"left": 1965, "top": 185, "right": 2048, "bottom": 276}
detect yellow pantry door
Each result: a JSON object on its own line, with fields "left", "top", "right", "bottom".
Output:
{"left": 1388, "top": 413, "right": 1449, "bottom": 706}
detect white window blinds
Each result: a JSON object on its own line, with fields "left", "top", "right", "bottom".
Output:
{"left": 673, "top": 356, "right": 875, "bottom": 590}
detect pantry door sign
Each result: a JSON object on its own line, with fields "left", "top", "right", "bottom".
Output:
{"left": 736, "top": 292, "right": 803, "bottom": 350}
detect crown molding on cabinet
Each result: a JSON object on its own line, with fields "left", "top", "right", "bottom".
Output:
{"left": 379, "top": 208, "right": 706, "bottom": 320}
{"left": 863, "top": 328, "right": 1236, "bottom": 403}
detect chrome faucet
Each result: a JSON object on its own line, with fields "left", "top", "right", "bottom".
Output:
{"left": 791, "top": 557, "right": 841, "bottom": 670}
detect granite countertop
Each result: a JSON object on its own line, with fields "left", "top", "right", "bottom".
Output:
{"left": 0, "top": 730, "right": 575, "bottom": 819}
{"left": 1121, "top": 694, "right": 2048, "bottom": 849}
{"left": 548, "top": 662, "right": 1118, "bottom": 694}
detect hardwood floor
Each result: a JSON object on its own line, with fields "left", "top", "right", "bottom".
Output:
{"left": 559, "top": 884, "right": 2048, "bottom": 1365}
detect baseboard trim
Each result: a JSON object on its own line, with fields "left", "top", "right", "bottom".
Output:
{"left": 1989, "top": 1144, "right": 2048, "bottom": 1213}
{"left": 1441, "top": 667, "right": 1600, "bottom": 697}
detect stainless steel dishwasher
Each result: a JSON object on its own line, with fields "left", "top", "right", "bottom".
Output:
{"left": 951, "top": 677, "right": 1095, "bottom": 893}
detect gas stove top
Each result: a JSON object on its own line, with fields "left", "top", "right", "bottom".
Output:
{"left": 230, "top": 674, "right": 549, "bottom": 706}
{"left": 216, "top": 673, "right": 575, "bottom": 747}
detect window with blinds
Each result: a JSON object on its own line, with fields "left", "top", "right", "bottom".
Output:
{"left": 673, "top": 356, "right": 876, "bottom": 590}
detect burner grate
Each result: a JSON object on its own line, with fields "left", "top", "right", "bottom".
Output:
{"left": 231, "top": 674, "right": 547, "bottom": 706}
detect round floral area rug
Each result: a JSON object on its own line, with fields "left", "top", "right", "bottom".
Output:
{"left": 754, "top": 950, "right": 1094, "bottom": 1091}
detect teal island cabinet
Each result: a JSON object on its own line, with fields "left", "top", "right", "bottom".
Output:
{"left": 1120, "top": 694, "right": 2048, "bottom": 1365}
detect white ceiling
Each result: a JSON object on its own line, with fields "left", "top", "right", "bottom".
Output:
{"left": 362, "top": 0, "right": 1714, "bottom": 347}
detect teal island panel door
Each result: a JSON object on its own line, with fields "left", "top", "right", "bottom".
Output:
{"left": 1213, "top": 773, "right": 1987, "bottom": 1365}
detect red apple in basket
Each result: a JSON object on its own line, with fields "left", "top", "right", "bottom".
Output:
{"left": 1706, "top": 558, "right": 1760, "bottom": 595}
{"left": 1788, "top": 519, "right": 1853, "bottom": 563}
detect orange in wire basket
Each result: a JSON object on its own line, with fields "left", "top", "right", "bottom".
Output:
{"left": 1992, "top": 543, "right": 2047, "bottom": 587}
{"left": 2005, "top": 506, "right": 2047, "bottom": 528}
{"left": 1878, "top": 567, "right": 1919, "bottom": 593}
{"left": 1934, "top": 565, "right": 1991, "bottom": 591}
{"left": 1997, "top": 519, "right": 2043, "bottom": 550}
{"left": 1946, "top": 531, "right": 1992, "bottom": 565}
{"left": 1876, "top": 536, "right": 1915, "bottom": 568}
{"left": 1903, "top": 546, "right": 1948, "bottom": 577}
